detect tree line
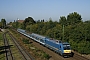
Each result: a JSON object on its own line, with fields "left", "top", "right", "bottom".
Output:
{"left": 11, "top": 12, "right": 90, "bottom": 54}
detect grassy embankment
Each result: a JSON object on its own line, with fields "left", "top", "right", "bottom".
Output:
{"left": 0, "top": 32, "right": 5, "bottom": 60}
{"left": 9, "top": 29, "right": 50, "bottom": 60}
{"left": 6, "top": 32, "right": 23, "bottom": 60}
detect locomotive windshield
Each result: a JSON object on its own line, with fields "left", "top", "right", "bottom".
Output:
{"left": 63, "top": 44, "right": 71, "bottom": 50}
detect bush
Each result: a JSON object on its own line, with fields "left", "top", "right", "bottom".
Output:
{"left": 43, "top": 52, "right": 50, "bottom": 60}
{"left": 22, "top": 38, "right": 29, "bottom": 44}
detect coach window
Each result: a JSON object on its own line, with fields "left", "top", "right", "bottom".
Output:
{"left": 60, "top": 46, "right": 61, "bottom": 48}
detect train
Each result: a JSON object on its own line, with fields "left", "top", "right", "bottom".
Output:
{"left": 17, "top": 29, "right": 72, "bottom": 57}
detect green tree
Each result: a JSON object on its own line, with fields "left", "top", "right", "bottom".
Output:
{"left": 41, "top": 19, "right": 44, "bottom": 22}
{"left": 1, "top": 19, "right": 6, "bottom": 28}
{"left": 46, "top": 18, "right": 56, "bottom": 29}
{"left": 0, "top": 22, "right": 2, "bottom": 28}
{"left": 37, "top": 20, "right": 40, "bottom": 23}
{"left": 59, "top": 16, "right": 67, "bottom": 26}
{"left": 16, "top": 20, "right": 19, "bottom": 29}
{"left": 12, "top": 20, "right": 15, "bottom": 28}
{"left": 23, "top": 17, "right": 36, "bottom": 29}
{"left": 67, "top": 12, "right": 82, "bottom": 25}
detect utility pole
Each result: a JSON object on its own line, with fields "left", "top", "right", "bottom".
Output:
{"left": 63, "top": 25, "right": 64, "bottom": 41}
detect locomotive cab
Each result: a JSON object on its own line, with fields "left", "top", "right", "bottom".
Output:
{"left": 62, "top": 43, "right": 72, "bottom": 57}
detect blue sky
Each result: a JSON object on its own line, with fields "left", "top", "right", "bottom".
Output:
{"left": 0, "top": 0, "right": 90, "bottom": 22}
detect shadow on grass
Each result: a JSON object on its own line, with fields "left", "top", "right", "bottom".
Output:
{"left": 0, "top": 45, "right": 13, "bottom": 54}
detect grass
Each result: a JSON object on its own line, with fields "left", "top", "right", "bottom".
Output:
{"left": 9, "top": 28, "right": 50, "bottom": 60}
{"left": 0, "top": 30, "right": 24, "bottom": 60}
{"left": 0, "top": 32, "right": 5, "bottom": 60}
{"left": 6, "top": 33, "right": 23, "bottom": 60}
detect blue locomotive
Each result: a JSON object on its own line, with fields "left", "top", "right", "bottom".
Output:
{"left": 17, "top": 29, "right": 72, "bottom": 57}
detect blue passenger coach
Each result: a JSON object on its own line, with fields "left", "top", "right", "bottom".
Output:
{"left": 30, "top": 33, "right": 46, "bottom": 45}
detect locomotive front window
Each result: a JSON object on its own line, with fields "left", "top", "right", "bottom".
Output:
{"left": 63, "top": 44, "right": 71, "bottom": 50}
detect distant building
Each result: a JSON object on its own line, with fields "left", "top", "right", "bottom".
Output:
{"left": 17, "top": 20, "right": 24, "bottom": 23}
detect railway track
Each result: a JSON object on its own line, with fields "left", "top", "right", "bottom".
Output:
{"left": 3, "top": 32, "right": 13, "bottom": 60}
{"left": 8, "top": 32, "right": 34, "bottom": 60}
{"left": 72, "top": 52, "right": 90, "bottom": 60}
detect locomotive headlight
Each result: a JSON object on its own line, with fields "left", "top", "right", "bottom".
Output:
{"left": 64, "top": 50, "right": 71, "bottom": 53}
